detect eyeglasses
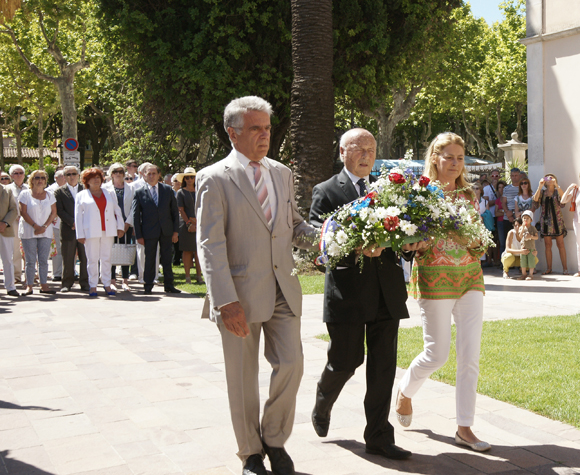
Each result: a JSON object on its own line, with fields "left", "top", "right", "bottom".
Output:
{"left": 491, "top": 175, "right": 499, "bottom": 178}
{"left": 124, "top": 177, "right": 134, "bottom": 181}
{"left": 11, "top": 171, "right": 24, "bottom": 175}
{"left": 0, "top": 177, "right": 10, "bottom": 181}
{"left": 65, "top": 172, "right": 78, "bottom": 177}
{"left": 112, "top": 170, "right": 124, "bottom": 175}
{"left": 33, "top": 176, "right": 47, "bottom": 181}
{"left": 184, "top": 176, "right": 195, "bottom": 180}
{"left": 521, "top": 181, "right": 529, "bottom": 185}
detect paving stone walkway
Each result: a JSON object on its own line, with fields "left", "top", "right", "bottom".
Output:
{"left": 0, "top": 268, "right": 579, "bottom": 474}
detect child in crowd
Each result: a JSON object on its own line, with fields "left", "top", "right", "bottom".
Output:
{"left": 518, "top": 210, "right": 539, "bottom": 280}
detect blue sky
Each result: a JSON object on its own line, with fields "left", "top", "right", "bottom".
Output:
{"left": 468, "top": 0, "right": 505, "bottom": 25}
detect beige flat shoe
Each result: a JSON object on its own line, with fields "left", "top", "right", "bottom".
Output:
{"left": 395, "top": 390, "right": 412, "bottom": 428}
{"left": 455, "top": 432, "right": 491, "bottom": 452}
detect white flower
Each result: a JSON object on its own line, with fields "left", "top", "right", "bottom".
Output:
{"left": 359, "top": 208, "right": 370, "bottom": 220}
{"left": 335, "top": 230, "right": 348, "bottom": 244}
{"left": 415, "top": 195, "right": 426, "bottom": 203}
{"left": 399, "top": 221, "right": 418, "bottom": 236}
{"left": 327, "top": 242, "right": 341, "bottom": 256}
{"left": 375, "top": 207, "right": 388, "bottom": 220}
{"left": 428, "top": 205, "right": 440, "bottom": 219}
{"left": 390, "top": 167, "right": 404, "bottom": 175}
{"left": 412, "top": 183, "right": 422, "bottom": 191}
{"left": 385, "top": 206, "right": 401, "bottom": 217}
{"left": 396, "top": 195, "right": 408, "bottom": 206}
{"left": 366, "top": 210, "right": 379, "bottom": 224}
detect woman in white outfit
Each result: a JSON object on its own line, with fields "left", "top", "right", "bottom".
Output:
{"left": 395, "top": 132, "right": 491, "bottom": 452}
{"left": 18, "top": 170, "right": 57, "bottom": 295}
{"left": 75, "top": 168, "right": 125, "bottom": 297}
{"left": 562, "top": 174, "right": 580, "bottom": 276}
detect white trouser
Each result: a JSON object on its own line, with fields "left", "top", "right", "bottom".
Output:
{"left": 137, "top": 241, "right": 159, "bottom": 282}
{"left": 84, "top": 235, "right": 114, "bottom": 288}
{"left": 0, "top": 236, "right": 16, "bottom": 291}
{"left": 399, "top": 290, "right": 484, "bottom": 427}
{"left": 12, "top": 231, "right": 22, "bottom": 280}
{"left": 574, "top": 220, "right": 580, "bottom": 272}
{"left": 51, "top": 227, "right": 62, "bottom": 277}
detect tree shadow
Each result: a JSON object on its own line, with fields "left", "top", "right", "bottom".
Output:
{"left": 0, "top": 400, "right": 61, "bottom": 412}
{"left": 324, "top": 430, "right": 580, "bottom": 474}
{"left": 0, "top": 450, "right": 56, "bottom": 474}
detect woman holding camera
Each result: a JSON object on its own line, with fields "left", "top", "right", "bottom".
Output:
{"left": 533, "top": 174, "right": 568, "bottom": 275}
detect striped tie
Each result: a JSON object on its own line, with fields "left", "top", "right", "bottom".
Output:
{"left": 151, "top": 185, "right": 158, "bottom": 206}
{"left": 249, "top": 161, "right": 273, "bottom": 226}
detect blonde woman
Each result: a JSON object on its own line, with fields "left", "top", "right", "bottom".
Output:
{"left": 396, "top": 132, "right": 491, "bottom": 452}
{"left": 18, "top": 170, "right": 57, "bottom": 295}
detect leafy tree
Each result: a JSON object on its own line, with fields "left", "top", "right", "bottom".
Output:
{"left": 0, "top": 0, "right": 94, "bottom": 143}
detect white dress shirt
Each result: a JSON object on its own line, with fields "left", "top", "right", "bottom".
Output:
{"left": 344, "top": 168, "right": 370, "bottom": 197}
{"left": 67, "top": 183, "right": 79, "bottom": 200}
{"left": 236, "top": 150, "right": 277, "bottom": 222}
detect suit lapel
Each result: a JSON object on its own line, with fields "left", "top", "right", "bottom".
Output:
{"left": 269, "top": 160, "right": 284, "bottom": 229}
{"left": 224, "top": 154, "right": 270, "bottom": 229}
{"left": 338, "top": 168, "right": 359, "bottom": 202}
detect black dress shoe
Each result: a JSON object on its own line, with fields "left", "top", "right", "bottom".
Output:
{"left": 144, "top": 288, "right": 153, "bottom": 295}
{"left": 52, "top": 276, "right": 62, "bottom": 282}
{"left": 6, "top": 290, "right": 20, "bottom": 297}
{"left": 164, "top": 286, "right": 181, "bottom": 294}
{"left": 242, "top": 454, "right": 267, "bottom": 475}
{"left": 365, "top": 443, "right": 412, "bottom": 460}
{"left": 312, "top": 408, "right": 330, "bottom": 437}
{"left": 263, "top": 442, "right": 295, "bottom": 475}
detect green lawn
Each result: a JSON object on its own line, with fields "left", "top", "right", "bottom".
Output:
{"left": 173, "top": 266, "right": 325, "bottom": 296}
{"left": 319, "top": 314, "right": 580, "bottom": 428}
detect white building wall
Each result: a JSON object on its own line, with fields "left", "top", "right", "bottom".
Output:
{"left": 524, "top": 0, "right": 580, "bottom": 273}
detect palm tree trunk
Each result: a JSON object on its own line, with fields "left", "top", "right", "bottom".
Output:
{"left": 290, "top": 0, "right": 334, "bottom": 216}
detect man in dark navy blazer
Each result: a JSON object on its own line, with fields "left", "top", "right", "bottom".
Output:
{"left": 309, "top": 128, "right": 427, "bottom": 461}
{"left": 132, "top": 164, "right": 181, "bottom": 294}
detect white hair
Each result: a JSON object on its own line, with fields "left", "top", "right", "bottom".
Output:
{"left": 63, "top": 165, "right": 79, "bottom": 174}
{"left": 338, "top": 128, "right": 375, "bottom": 162}
{"left": 223, "top": 96, "right": 273, "bottom": 132}
{"left": 138, "top": 162, "right": 152, "bottom": 174}
{"left": 9, "top": 164, "right": 25, "bottom": 175}
{"left": 107, "top": 162, "right": 125, "bottom": 178}
{"left": 54, "top": 170, "right": 65, "bottom": 178}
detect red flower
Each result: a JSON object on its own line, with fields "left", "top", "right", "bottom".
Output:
{"left": 389, "top": 172, "right": 406, "bottom": 184}
{"left": 418, "top": 175, "right": 430, "bottom": 187}
{"left": 364, "top": 191, "right": 378, "bottom": 205}
{"left": 383, "top": 216, "right": 399, "bottom": 231}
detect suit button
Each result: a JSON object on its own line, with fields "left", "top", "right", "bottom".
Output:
{"left": 272, "top": 235, "right": 276, "bottom": 239}
{"left": 274, "top": 265, "right": 278, "bottom": 269}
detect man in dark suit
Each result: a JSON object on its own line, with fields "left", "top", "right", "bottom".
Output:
{"left": 132, "top": 164, "right": 180, "bottom": 294}
{"left": 309, "top": 128, "right": 426, "bottom": 460}
{"left": 54, "top": 166, "right": 89, "bottom": 292}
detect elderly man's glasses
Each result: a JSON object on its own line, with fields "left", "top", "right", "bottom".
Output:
{"left": 124, "top": 177, "right": 134, "bottom": 181}
{"left": 0, "top": 177, "right": 10, "bottom": 181}
{"left": 112, "top": 170, "right": 124, "bottom": 175}
{"left": 11, "top": 171, "right": 24, "bottom": 175}
{"left": 65, "top": 173, "right": 78, "bottom": 177}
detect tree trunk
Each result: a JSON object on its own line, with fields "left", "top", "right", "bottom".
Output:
{"left": 56, "top": 75, "right": 78, "bottom": 141}
{"left": 13, "top": 114, "right": 22, "bottom": 165}
{"left": 462, "top": 110, "right": 495, "bottom": 161}
{"left": 515, "top": 102, "right": 524, "bottom": 141}
{"left": 38, "top": 103, "right": 44, "bottom": 169}
{"left": 0, "top": 129, "right": 4, "bottom": 171}
{"left": 290, "top": 0, "right": 334, "bottom": 215}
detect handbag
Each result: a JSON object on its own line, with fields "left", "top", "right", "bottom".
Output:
{"left": 571, "top": 188, "right": 578, "bottom": 212}
{"left": 481, "top": 209, "right": 495, "bottom": 231}
{"left": 110, "top": 243, "right": 137, "bottom": 266}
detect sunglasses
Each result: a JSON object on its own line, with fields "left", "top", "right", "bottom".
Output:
{"left": 65, "top": 173, "right": 78, "bottom": 177}
{"left": 184, "top": 176, "right": 195, "bottom": 180}
{"left": 521, "top": 181, "right": 529, "bottom": 185}
{"left": 112, "top": 170, "right": 124, "bottom": 175}
{"left": 0, "top": 177, "right": 10, "bottom": 181}
{"left": 124, "top": 177, "right": 134, "bottom": 181}
{"left": 33, "top": 176, "right": 47, "bottom": 181}
{"left": 11, "top": 171, "right": 24, "bottom": 175}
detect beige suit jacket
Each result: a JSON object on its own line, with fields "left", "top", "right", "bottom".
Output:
{"left": 196, "top": 150, "right": 317, "bottom": 324}
{"left": 0, "top": 184, "right": 18, "bottom": 238}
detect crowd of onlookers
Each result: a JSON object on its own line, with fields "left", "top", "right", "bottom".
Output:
{"left": 0, "top": 160, "right": 204, "bottom": 297}
{"left": 474, "top": 168, "right": 580, "bottom": 280}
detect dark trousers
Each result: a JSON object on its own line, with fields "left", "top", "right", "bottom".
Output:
{"left": 316, "top": 314, "right": 399, "bottom": 446}
{"left": 172, "top": 241, "right": 181, "bottom": 266}
{"left": 111, "top": 227, "right": 133, "bottom": 280}
{"left": 61, "top": 238, "right": 88, "bottom": 289}
{"left": 144, "top": 234, "right": 173, "bottom": 290}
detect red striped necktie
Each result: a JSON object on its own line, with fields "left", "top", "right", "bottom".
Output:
{"left": 249, "top": 161, "right": 273, "bottom": 226}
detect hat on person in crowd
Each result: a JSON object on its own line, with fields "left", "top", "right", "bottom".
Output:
{"left": 522, "top": 210, "right": 533, "bottom": 220}
{"left": 175, "top": 167, "right": 197, "bottom": 183}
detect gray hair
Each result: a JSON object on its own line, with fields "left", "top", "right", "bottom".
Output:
{"left": 107, "top": 162, "right": 125, "bottom": 177}
{"left": 338, "top": 128, "right": 375, "bottom": 162}
{"left": 54, "top": 170, "right": 65, "bottom": 178}
{"left": 223, "top": 96, "right": 273, "bottom": 132}
{"left": 9, "top": 164, "right": 25, "bottom": 175}
{"left": 138, "top": 162, "right": 152, "bottom": 174}
{"left": 63, "top": 165, "right": 79, "bottom": 174}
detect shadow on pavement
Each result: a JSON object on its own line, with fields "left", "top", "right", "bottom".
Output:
{"left": 0, "top": 450, "right": 55, "bottom": 474}
{"left": 326, "top": 430, "right": 580, "bottom": 474}
{"left": 484, "top": 283, "right": 580, "bottom": 294}
{"left": 0, "top": 400, "right": 61, "bottom": 412}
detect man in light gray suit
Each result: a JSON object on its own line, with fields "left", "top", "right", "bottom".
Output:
{"left": 196, "top": 96, "right": 317, "bottom": 475}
